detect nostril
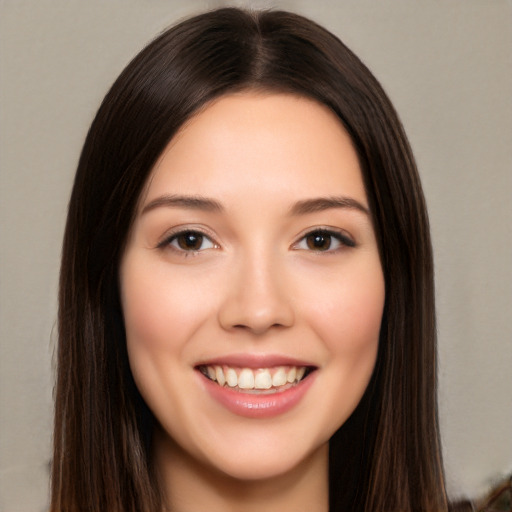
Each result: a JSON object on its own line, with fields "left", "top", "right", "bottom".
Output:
{"left": 230, "top": 322, "right": 290, "bottom": 336}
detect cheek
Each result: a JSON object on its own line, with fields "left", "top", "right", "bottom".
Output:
{"left": 121, "top": 257, "right": 214, "bottom": 347}
{"left": 307, "top": 262, "right": 384, "bottom": 344}
{"left": 119, "top": 257, "right": 217, "bottom": 399}
{"left": 302, "top": 259, "right": 385, "bottom": 397}
{"left": 310, "top": 267, "right": 384, "bottom": 429}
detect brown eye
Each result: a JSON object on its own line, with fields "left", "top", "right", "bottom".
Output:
{"left": 176, "top": 232, "right": 204, "bottom": 250}
{"left": 295, "top": 229, "right": 355, "bottom": 252}
{"left": 306, "top": 233, "right": 332, "bottom": 251}
{"left": 164, "top": 231, "right": 216, "bottom": 252}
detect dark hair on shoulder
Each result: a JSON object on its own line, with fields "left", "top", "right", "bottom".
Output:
{"left": 52, "top": 7, "right": 448, "bottom": 511}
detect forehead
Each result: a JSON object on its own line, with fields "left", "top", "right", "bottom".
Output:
{"left": 143, "top": 92, "right": 367, "bottom": 208}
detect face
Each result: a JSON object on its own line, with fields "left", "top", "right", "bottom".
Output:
{"left": 120, "top": 93, "right": 385, "bottom": 481}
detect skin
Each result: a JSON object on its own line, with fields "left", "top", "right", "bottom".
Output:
{"left": 120, "top": 92, "right": 385, "bottom": 512}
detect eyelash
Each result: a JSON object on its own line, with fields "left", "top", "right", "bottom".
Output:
{"left": 293, "top": 228, "right": 356, "bottom": 253}
{"left": 157, "top": 229, "right": 218, "bottom": 255}
{"left": 157, "top": 227, "right": 355, "bottom": 256}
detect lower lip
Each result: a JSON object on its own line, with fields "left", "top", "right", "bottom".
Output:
{"left": 199, "top": 371, "right": 316, "bottom": 419}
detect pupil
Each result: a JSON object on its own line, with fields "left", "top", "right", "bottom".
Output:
{"left": 307, "top": 233, "right": 331, "bottom": 250}
{"left": 178, "top": 232, "right": 202, "bottom": 250}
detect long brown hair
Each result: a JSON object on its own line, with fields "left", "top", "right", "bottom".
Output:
{"left": 52, "top": 7, "right": 448, "bottom": 511}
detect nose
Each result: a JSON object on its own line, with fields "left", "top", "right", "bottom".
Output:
{"left": 217, "top": 253, "right": 295, "bottom": 335}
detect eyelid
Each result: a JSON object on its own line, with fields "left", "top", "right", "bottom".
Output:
{"left": 156, "top": 225, "right": 219, "bottom": 252}
{"left": 292, "top": 227, "right": 356, "bottom": 252}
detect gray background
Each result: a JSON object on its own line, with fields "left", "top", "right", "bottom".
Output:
{"left": 1, "top": 1, "right": 511, "bottom": 510}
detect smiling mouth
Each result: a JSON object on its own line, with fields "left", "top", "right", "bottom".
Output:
{"left": 197, "top": 365, "right": 314, "bottom": 394}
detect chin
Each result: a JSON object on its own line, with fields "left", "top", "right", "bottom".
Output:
{"left": 205, "top": 442, "right": 327, "bottom": 482}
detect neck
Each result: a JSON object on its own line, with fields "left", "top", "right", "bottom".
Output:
{"left": 153, "top": 427, "right": 329, "bottom": 512}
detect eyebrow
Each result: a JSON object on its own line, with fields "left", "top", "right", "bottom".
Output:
{"left": 141, "top": 194, "right": 224, "bottom": 214}
{"left": 141, "top": 194, "right": 369, "bottom": 217}
{"left": 289, "top": 196, "right": 369, "bottom": 216}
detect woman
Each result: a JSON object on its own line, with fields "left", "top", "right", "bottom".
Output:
{"left": 52, "top": 7, "right": 448, "bottom": 511}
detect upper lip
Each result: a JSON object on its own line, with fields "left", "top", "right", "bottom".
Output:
{"left": 194, "top": 353, "right": 316, "bottom": 369}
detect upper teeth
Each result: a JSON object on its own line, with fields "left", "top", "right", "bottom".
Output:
{"left": 201, "top": 365, "right": 307, "bottom": 390}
